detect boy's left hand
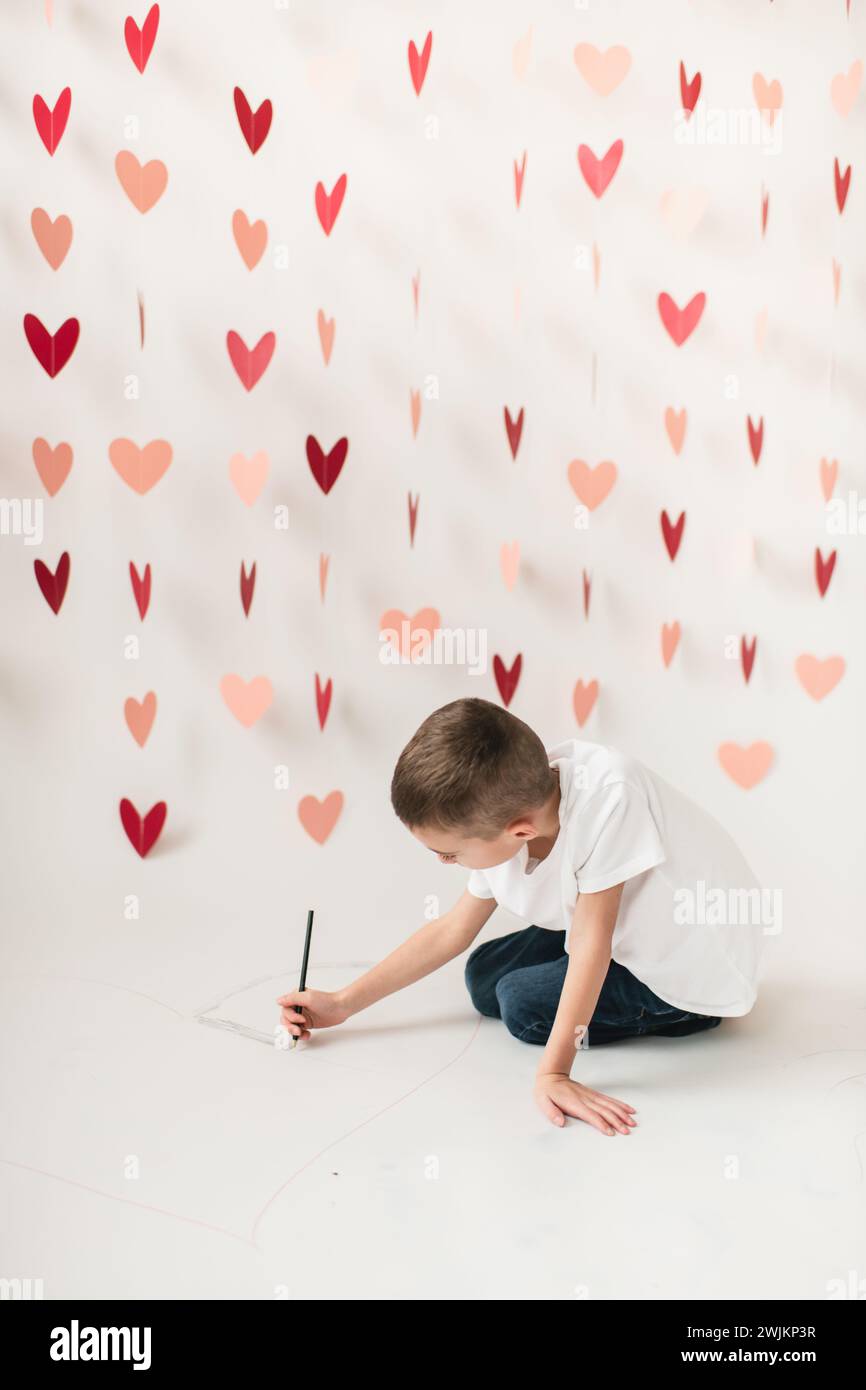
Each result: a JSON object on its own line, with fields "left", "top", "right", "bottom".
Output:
{"left": 534, "top": 1072, "right": 637, "bottom": 1134}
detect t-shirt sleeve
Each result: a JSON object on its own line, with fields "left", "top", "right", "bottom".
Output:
{"left": 466, "top": 869, "right": 495, "bottom": 900}
{"left": 571, "top": 780, "right": 666, "bottom": 894}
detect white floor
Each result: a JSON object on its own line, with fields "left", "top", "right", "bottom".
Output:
{"left": 1, "top": 946, "right": 864, "bottom": 1300}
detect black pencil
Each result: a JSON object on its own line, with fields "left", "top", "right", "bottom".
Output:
{"left": 290, "top": 908, "right": 314, "bottom": 1050}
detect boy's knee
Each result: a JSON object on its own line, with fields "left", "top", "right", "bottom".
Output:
{"left": 495, "top": 972, "right": 534, "bottom": 1040}
{"left": 464, "top": 945, "right": 498, "bottom": 1017}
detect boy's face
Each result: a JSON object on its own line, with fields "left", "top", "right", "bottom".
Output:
{"left": 409, "top": 817, "right": 542, "bottom": 871}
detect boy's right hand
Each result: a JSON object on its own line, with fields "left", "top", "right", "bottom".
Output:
{"left": 276, "top": 988, "right": 352, "bottom": 1042}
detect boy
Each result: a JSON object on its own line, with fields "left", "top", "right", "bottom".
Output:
{"left": 278, "top": 698, "right": 766, "bottom": 1134}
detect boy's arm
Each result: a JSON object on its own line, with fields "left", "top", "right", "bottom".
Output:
{"left": 537, "top": 882, "right": 624, "bottom": 1079}
{"left": 337, "top": 889, "right": 497, "bottom": 1016}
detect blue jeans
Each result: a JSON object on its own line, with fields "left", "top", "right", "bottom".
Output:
{"left": 464, "top": 925, "right": 723, "bottom": 1046}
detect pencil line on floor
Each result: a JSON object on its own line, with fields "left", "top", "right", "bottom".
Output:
{"left": 249, "top": 1015, "right": 483, "bottom": 1248}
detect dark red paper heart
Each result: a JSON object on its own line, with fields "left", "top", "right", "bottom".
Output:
{"left": 24, "top": 314, "right": 80, "bottom": 377}
{"left": 34, "top": 552, "right": 70, "bottom": 613}
{"left": 234, "top": 87, "right": 272, "bottom": 154}
{"left": 130, "top": 561, "right": 151, "bottom": 619}
{"left": 504, "top": 406, "right": 524, "bottom": 460}
{"left": 240, "top": 561, "right": 256, "bottom": 616}
{"left": 120, "top": 798, "right": 167, "bottom": 858}
{"left": 493, "top": 654, "right": 522, "bottom": 707}
{"left": 315, "top": 674, "right": 333, "bottom": 730}
{"left": 306, "top": 435, "right": 348, "bottom": 494}
{"left": 661, "top": 510, "right": 686, "bottom": 561}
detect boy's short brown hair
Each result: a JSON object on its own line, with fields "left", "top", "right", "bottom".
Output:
{"left": 390, "top": 697, "right": 554, "bottom": 839}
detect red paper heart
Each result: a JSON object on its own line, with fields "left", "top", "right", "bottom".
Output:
{"left": 408, "top": 32, "right": 433, "bottom": 95}
{"left": 747, "top": 415, "right": 764, "bottom": 465}
{"left": 315, "top": 674, "right": 333, "bottom": 730}
{"left": 661, "top": 510, "right": 686, "bottom": 561}
{"left": 815, "top": 547, "right": 836, "bottom": 598}
{"left": 34, "top": 552, "right": 70, "bottom": 614}
{"left": 24, "top": 314, "right": 79, "bottom": 377}
{"left": 119, "top": 798, "right": 167, "bottom": 858}
{"left": 226, "top": 330, "right": 275, "bottom": 390}
{"left": 240, "top": 561, "right": 256, "bottom": 616}
{"left": 408, "top": 491, "right": 420, "bottom": 546}
{"left": 582, "top": 569, "right": 591, "bottom": 619}
{"left": 761, "top": 187, "right": 770, "bottom": 236}
{"left": 577, "top": 140, "right": 624, "bottom": 198}
{"left": 125, "top": 5, "right": 160, "bottom": 73}
{"left": 657, "top": 292, "right": 705, "bottom": 346}
{"left": 504, "top": 406, "right": 524, "bottom": 460}
{"left": 679, "top": 61, "right": 701, "bottom": 115}
{"left": 33, "top": 87, "right": 71, "bottom": 155}
{"left": 834, "top": 158, "right": 851, "bottom": 214}
{"left": 130, "top": 561, "right": 151, "bottom": 619}
{"left": 493, "top": 653, "right": 522, "bottom": 707}
{"left": 741, "top": 635, "right": 757, "bottom": 683}
{"left": 234, "top": 87, "right": 272, "bottom": 154}
{"left": 306, "top": 435, "right": 348, "bottom": 494}
{"left": 315, "top": 175, "right": 347, "bottom": 236}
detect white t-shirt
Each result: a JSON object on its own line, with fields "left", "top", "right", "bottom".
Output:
{"left": 466, "top": 739, "right": 767, "bottom": 1017}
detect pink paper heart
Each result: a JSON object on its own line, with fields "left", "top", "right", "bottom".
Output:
{"left": 572, "top": 679, "right": 598, "bottom": 727}
{"left": 124, "top": 691, "right": 157, "bottom": 747}
{"left": 317, "top": 310, "right": 335, "bottom": 364}
{"left": 220, "top": 674, "right": 273, "bottom": 727}
{"left": 567, "top": 459, "right": 617, "bottom": 511}
{"left": 794, "top": 655, "right": 845, "bottom": 701}
{"left": 717, "top": 741, "right": 773, "bottom": 790}
{"left": 753, "top": 73, "right": 783, "bottom": 124}
{"left": 232, "top": 209, "right": 267, "bottom": 269}
{"left": 298, "top": 790, "right": 344, "bottom": 844}
{"left": 659, "top": 187, "right": 709, "bottom": 239}
{"left": 500, "top": 541, "right": 520, "bottom": 591}
{"left": 379, "top": 607, "right": 441, "bottom": 657}
{"left": 819, "top": 457, "right": 838, "bottom": 502}
{"left": 831, "top": 60, "right": 862, "bottom": 118}
{"left": 573, "top": 43, "right": 631, "bottom": 96}
{"left": 109, "top": 438, "right": 172, "bottom": 495}
{"left": 32, "top": 437, "right": 73, "bottom": 495}
{"left": 115, "top": 151, "right": 168, "bottom": 212}
{"left": 229, "top": 451, "right": 269, "bottom": 505}
{"left": 661, "top": 622, "right": 681, "bottom": 668}
{"left": 31, "top": 208, "right": 73, "bottom": 268}
{"left": 664, "top": 407, "right": 687, "bottom": 455}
